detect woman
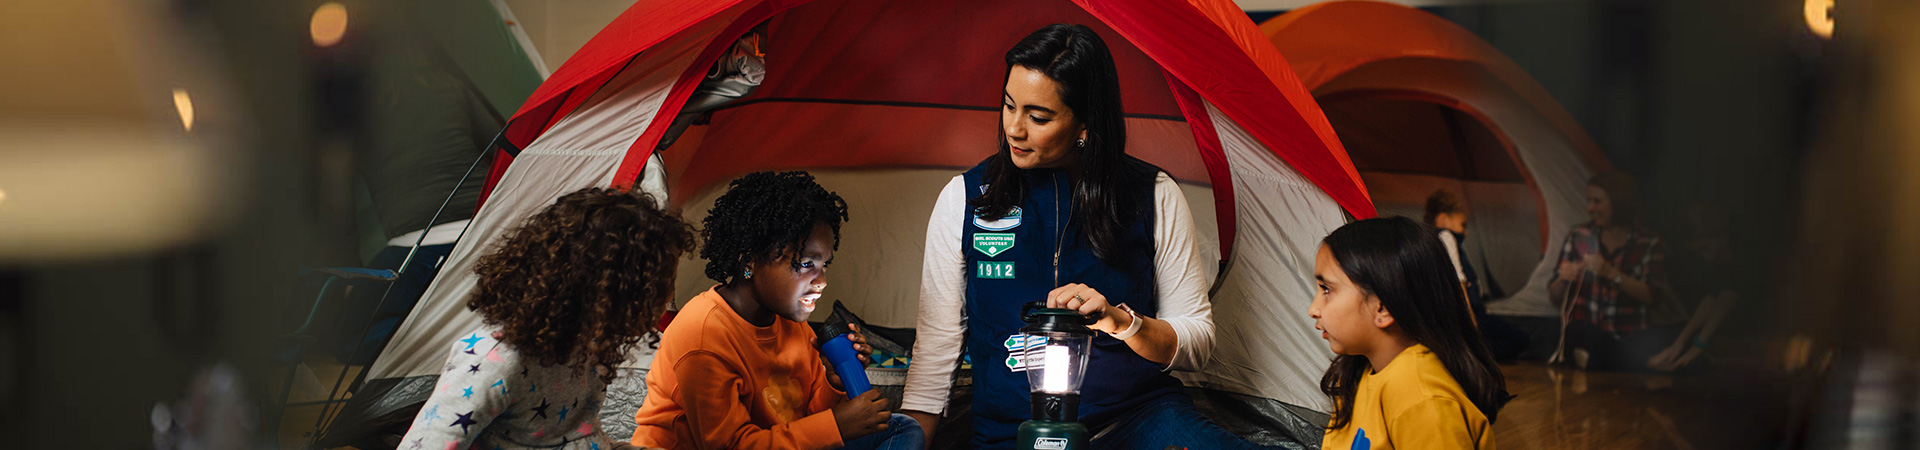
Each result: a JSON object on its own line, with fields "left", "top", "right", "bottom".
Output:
{"left": 1549, "top": 172, "right": 1675, "bottom": 371}
{"left": 901, "top": 24, "right": 1274, "bottom": 450}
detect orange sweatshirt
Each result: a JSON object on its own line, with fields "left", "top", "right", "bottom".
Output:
{"left": 631, "top": 287, "right": 844, "bottom": 450}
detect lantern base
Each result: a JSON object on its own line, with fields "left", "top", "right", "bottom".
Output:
{"left": 1016, "top": 419, "right": 1088, "bottom": 450}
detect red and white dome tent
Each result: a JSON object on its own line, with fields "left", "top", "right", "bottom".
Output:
{"left": 342, "top": 0, "right": 1374, "bottom": 442}
{"left": 1263, "top": 1, "right": 1615, "bottom": 319}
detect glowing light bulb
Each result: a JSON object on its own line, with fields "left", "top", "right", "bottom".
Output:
{"left": 1804, "top": 0, "right": 1834, "bottom": 39}
{"left": 172, "top": 89, "right": 193, "bottom": 132}
{"left": 1042, "top": 344, "right": 1071, "bottom": 393}
{"left": 310, "top": 2, "right": 349, "bottom": 47}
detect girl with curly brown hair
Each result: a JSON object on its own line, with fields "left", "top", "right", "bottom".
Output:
{"left": 401, "top": 187, "right": 695, "bottom": 450}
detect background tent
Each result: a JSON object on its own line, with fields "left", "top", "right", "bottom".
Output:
{"left": 335, "top": 0, "right": 1374, "bottom": 445}
{"left": 1263, "top": 1, "right": 1615, "bottom": 318}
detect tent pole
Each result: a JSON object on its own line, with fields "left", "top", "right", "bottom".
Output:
{"left": 393, "top": 128, "right": 503, "bottom": 275}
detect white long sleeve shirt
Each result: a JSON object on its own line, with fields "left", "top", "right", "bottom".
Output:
{"left": 901, "top": 172, "right": 1216, "bottom": 415}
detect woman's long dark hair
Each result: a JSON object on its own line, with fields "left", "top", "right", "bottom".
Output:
{"left": 969, "top": 23, "right": 1144, "bottom": 262}
{"left": 1319, "top": 217, "right": 1508, "bottom": 429}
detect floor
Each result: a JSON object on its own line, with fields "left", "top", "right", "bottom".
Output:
{"left": 268, "top": 360, "right": 1793, "bottom": 450}
{"left": 1493, "top": 360, "right": 1788, "bottom": 450}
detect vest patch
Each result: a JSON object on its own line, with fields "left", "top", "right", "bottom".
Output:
{"left": 976, "top": 261, "right": 1015, "bottom": 279}
{"left": 972, "top": 233, "right": 1016, "bottom": 257}
{"left": 973, "top": 206, "right": 1022, "bottom": 231}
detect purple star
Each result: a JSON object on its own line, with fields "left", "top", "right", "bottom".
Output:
{"left": 450, "top": 411, "right": 479, "bottom": 435}
{"left": 468, "top": 364, "right": 480, "bottom": 373}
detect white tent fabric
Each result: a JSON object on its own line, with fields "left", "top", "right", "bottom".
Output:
{"left": 367, "top": 14, "right": 724, "bottom": 380}
{"left": 1174, "top": 102, "right": 1345, "bottom": 410}
{"left": 1317, "top": 58, "right": 1597, "bottom": 317}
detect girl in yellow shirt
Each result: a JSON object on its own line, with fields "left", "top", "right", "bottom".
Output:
{"left": 1309, "top": 217, "right": 1510, "bottom": 450}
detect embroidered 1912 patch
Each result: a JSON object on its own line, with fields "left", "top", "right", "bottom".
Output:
{"left": 976, "top": 261, "right": 1015, "bottom": 279}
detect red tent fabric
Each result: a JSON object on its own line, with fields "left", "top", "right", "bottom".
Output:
{"left": 485, "top": 0, "right": 1374, "bottom": 222}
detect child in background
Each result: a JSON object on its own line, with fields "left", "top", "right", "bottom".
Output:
{"left": 630, "top": 171, "right": 922, "bottom": 450}
{"left": 1424, "top": 189, "right": 1530, "bottom": 361}
{"left": 400, "top": 188, "right": 696, "bottom": 450}
{"left": 1310, "top": 217, "right": 1508, "bottom": 450}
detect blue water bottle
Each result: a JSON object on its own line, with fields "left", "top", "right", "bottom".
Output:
{"left": 819, "top": 301, "right": 871, "bottom": 398}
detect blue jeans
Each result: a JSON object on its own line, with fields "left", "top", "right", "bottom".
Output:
{"left": 1091, "top": 397, "right": 1281, "bottom": 450}
{"left": 838, "top": 413, "right": 924, "bottom": 450}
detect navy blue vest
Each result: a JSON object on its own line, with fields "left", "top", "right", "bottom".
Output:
{"left": 958, "top": 158, "right": 1183, "bottom": 448}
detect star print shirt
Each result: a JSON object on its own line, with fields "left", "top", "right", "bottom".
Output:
{"left": 399, "top": 328, "right": 635, "bottom": 450}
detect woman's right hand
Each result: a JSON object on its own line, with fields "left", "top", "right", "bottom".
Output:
{"left": 831, "top": 390, "right": 891, "bottom": 442}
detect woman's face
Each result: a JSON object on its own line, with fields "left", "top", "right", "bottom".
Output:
{"left": 1309, "top": 245, "right": 1382, "bottom": 356}
{"left": 1002, "top": 65, "right": 1086, "bottom": 170}
{"left": 1586, "top": 185, "right": 1614, "bottom": 227}
{"left": 747, "top": 222, "right": 834, "bottom": 323}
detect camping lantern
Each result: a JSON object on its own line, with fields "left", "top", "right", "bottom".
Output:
{"left": 1016, "top": 302, "right": 1093, "bottom": 450}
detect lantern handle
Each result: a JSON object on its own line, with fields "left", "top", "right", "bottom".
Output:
{"left": 1020, "top": 301, "right": 1045, "bottom": 323}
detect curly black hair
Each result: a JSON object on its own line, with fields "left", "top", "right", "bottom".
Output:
{"left": 468, "top": 187, "right": 696, "bottom": 384}
{"left": 701, "top": 171, "right": 849, "bottom": 285}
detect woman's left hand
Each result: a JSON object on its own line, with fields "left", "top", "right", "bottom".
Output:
{"left": 1047, "top": 283, "right": 1121, "bottom": 333}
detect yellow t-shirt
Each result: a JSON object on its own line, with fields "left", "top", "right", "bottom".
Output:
{"left": 1322, "top": 344, "right": 1494, "bottom": 450}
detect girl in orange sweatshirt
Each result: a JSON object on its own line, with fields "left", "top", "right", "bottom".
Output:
{"left": 630, "top": 171, "right": 923, "bottom": 450}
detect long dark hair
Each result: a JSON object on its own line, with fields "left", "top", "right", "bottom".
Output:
{"left": 969, "top": 23, "right": 1143, "bottom": 261}
{"left": 1319, "top": 217, "right": 1508, "bottom": 429}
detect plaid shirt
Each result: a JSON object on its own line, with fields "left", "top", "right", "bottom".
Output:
{"left": 1553, "top": 224, "right": 1668, "bottom": 336}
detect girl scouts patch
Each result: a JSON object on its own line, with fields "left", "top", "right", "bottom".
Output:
{"left": 973, "top": 206, "right": 1022, "bottom": 231}
{"left": 973, "top": 233, "right": 1015, "bottom": 257}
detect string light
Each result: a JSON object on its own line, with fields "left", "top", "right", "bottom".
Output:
{"left": 310, "top": 2, "right": 348, "bottom": 47}
{"left": 1804, "top": 0, "right": 1834, "bottom": 39}
{"left": 172, "top": 89, "right": 194, "bottom": 132}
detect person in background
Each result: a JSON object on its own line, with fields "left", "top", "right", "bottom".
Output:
{"left": 630, "top": 171, "right": 923, "bottom": 450}
{"left": 399, "top": 187, "right": 696, "bottom": 450}
{"left": 1312, "top": 217, "right": 1507, "bottom": 450}
{"left": 1646, "top": 203, "right": 1742, "bottom": 371}
{"left": 1548, "top": 172, "right": 1677, "bottom": 371}
{"left": 1424, "top": 189, "right": 1530, "bottom": 361}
